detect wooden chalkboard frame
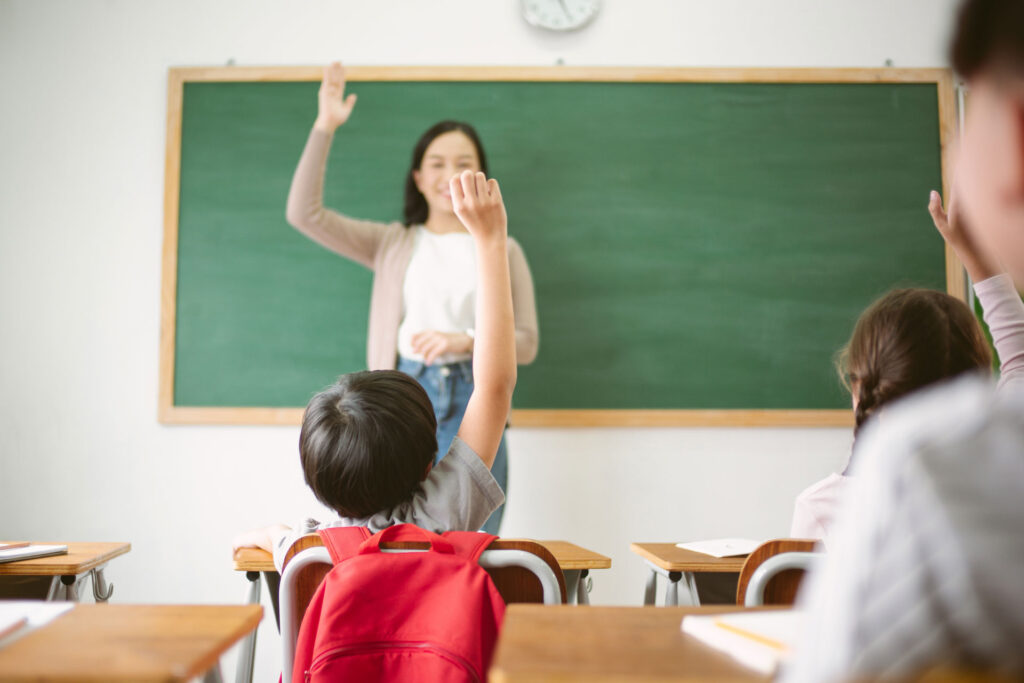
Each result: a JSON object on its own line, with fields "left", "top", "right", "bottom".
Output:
{"left": 160, "top": 66, "right": 960, "bottom": 427}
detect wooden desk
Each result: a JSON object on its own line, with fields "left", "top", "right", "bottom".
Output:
{"left": 631, "top": 543, "right": 747, "bottom": 606}
{"left": 0, "top": 603, "right": 263, "bottom": 682}
{"left": 0, "top": 541, "right": 131, "bottom": 602}
{"left": 490, "top": 605, "right": 771, "bottom": 682}
{"left": 234, "top": 539, "right": 611, "bottom": 604}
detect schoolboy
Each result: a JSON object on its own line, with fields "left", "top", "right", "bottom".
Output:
{"left": 233, "top": 169, "right": 516, "bottom": 571}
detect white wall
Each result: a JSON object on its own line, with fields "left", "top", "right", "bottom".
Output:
{"left": 0, "top": 0, "right": 959, "bottom": 680}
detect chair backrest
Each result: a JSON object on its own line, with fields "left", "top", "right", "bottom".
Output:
{"left": 736, "top": 538, "right": 820, "bottom": 606}
{"left": 279, "top": 533, "right": 567, "bottom": 683}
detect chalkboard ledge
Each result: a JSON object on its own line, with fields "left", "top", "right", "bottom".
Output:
{"left": 158, "top": 406, "right": 854, "bottom": 428}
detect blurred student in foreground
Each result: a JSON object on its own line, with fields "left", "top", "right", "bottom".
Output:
{"left": 783, "top": 0, "right": 1024, "bottom": 680}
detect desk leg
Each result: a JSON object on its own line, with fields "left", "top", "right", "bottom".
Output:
{"left": 235, "top": 571, "right": 261, "bottom": 683}
{"left": 577, "top": 570, "right": 591, "bottom": 605}
{"left": 562, "top": 570, "right": 592, "bottom": 605}
{"left": 59, "top": 575, "right": 79, "bottom": 601}
{"left": 203, "top": 662, "right": 224, "bottom": 683}
{"left": 683, "top": 571, "right": 701, "bottom": 606}
{"left": 665, "top": 571, "right": 682, "bottom": 607}
{"left": 643, "top": 568, "right": 657, "bottom": 606}
{"left": 563, "top": 570, "right": 579, "bottom": 605}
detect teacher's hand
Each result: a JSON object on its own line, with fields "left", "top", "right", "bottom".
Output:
{"left": 314, "top": 62, "right": 357, "bottom": 133}
{"left": 411, "top": 330, "right": 474, "bottom": 365}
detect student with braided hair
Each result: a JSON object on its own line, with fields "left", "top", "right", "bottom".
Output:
{"left": 789, "top": 190, "right": 1024, "bottom": 545}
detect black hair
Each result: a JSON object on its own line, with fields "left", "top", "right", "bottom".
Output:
{"left": 299, "top": 371, "right": 438, "bottom": 518}
{"left": 952, "top": 0, "right": 1024, "bottom": 79}
{"left": 403, "top": 120, "right": 489, "bottom": 227}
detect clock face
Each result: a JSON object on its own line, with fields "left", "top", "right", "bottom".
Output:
{"left": 522, "top": 0, "right": 601, "bottom": 32}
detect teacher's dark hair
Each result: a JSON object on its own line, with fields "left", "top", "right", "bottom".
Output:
{"left": 299, "top": 371, "right": 438, "bottom": 518}
{"left": 403, "top": 121, "right": 489, "bottom": 227}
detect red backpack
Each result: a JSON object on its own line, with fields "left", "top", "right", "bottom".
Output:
{"left": 291, "top": 524, "right": 505, "bottom": 683}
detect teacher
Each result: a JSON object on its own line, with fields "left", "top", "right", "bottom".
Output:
{"left": 285, "top": 63, "right": 539, "bottom": 534}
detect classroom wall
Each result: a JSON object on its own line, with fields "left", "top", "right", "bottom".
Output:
{"left": 0, "top": 0, "right": 960, "bottom": 679}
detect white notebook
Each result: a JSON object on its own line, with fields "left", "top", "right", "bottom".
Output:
{"left": 682, "top": 609, "right": 804, "bottom": 674}
{"left": 675, "top": 538, "right": 761, "bottom": 558}
{"left": 0, "top": 544, "right": 68, "bottom": 564}
{"left": 0, "top": 602, "right": 74, "bottom": 650}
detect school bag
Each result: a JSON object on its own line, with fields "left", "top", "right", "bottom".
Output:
{"left": 291, "top": 523, "right": 505, "bottom": 683}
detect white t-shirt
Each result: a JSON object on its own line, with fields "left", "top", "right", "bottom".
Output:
{"left": 397, "top": 227, "right": 477, "bottom": 364}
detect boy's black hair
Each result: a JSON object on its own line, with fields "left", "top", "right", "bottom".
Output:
{"left": 299, "top": 371, "right": 438, "bottom": 518}
{"left": 952, "top": 0, "right": 1024, "bottom": 79}
{"left": 403, "top": 120, "right": 489, "bottom": 227}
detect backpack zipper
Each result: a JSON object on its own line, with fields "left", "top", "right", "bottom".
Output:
{"left": 307, "top": 640, "right": 482, "bottom": 683}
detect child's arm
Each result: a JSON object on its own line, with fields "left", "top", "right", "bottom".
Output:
{"left": 930, "top": 190, "right": 1024, "bottom": 389}
{"left": 452, "top": 170, "right": 516, "bottom": 469}
{"left": 929, "top": 189, "right": 1000, "bottom": 282}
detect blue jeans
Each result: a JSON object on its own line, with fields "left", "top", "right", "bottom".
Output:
{"left": 397, "top": 357, "right": 507, "bottom": 535}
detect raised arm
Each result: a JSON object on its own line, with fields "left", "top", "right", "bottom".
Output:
{"left": 452, "top": 171, "right": 516, "bottom": 468}
{"left": 929, "top": 189, "right": 1000, "bottom": 282}
{"left": 930, "top": 190, "right": 1024, "bottom": 390}
{"left": 285, "top": 62, "right": 390, "bottom": 268}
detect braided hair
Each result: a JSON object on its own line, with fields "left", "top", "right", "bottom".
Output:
{"left": 837, "top": 288, "right": 992, "bottom": 443}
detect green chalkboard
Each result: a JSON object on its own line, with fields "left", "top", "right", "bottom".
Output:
{"left": 164, "top": 68, "right": 953, "bottom": 422}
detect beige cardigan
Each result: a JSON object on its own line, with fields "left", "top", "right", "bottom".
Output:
{"left": 285, "top": 128, "right": 539, "bottom": 371}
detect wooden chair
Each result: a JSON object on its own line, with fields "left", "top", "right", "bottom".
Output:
{"left": 279, "top": 534, "right": 567, "bottom": 683}
{"left": 735, "top": 538, "right": 821, "bottom": 606}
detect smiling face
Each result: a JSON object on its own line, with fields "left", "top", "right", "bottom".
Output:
{"left": 413, "top": 131, "right": 481, "bottom": 218}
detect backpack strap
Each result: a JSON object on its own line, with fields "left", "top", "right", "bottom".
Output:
{"left": 441, "top": 531, "right": 499, "bottom": 563}
{"left": 318, "top": 526, "right": 373, "bottom": 565}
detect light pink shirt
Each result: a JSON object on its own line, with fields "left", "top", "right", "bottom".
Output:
{"left": 790, "top": 274, "right": 1024, "bottom": 545}
{"left": 789, "top": 472, "right": 848, "bottom": 547}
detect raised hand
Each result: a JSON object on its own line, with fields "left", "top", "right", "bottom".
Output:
{"left": 929, "top": 189, "right": 999, "bottom": 282}
{"left": 315, "top": 62, "right": 358, "bottom": 132}
{"left": 450, "top": 170, "right": 507, "bottom": 242}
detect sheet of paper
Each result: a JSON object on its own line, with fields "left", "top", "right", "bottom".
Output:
{"left": 675, "top": 538, "right": 761, "bottom": 558}
{"left": 0, "top": 601, "right": 74, "bottom": 650}
{"left": 682, "top": 609, "right": 804, "bottom": 674}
